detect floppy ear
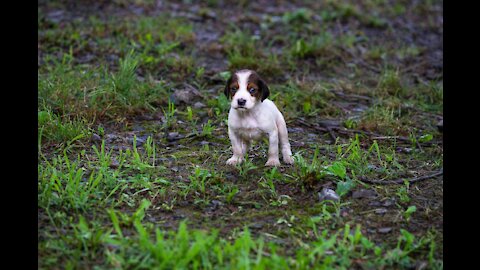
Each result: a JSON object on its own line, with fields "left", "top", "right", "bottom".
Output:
{"left": 224, "top": 76, "right": 232, "bottom": 99}
{"left": 258, "top": 78, "right": 270, "bottom": 102}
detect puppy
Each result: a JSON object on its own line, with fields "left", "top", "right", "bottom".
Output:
{"left": 224, "top": 69, "right": 294, "bottom": 167}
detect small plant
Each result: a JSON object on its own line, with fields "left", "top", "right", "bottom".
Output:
{"left": 186, "top": 106, "right": 197, "bottom": 128}
{"left": 195, "top": 66, "right": 205, "bottom": 80}
{"left": 161, "top": 197, "right": 177, "bottom": 212}
{"left": 404, "top": 205, "right": 417, "bottom": 222}
{"left": 396, "top": 180, "right": 411, "bottom": 204}
{"left": 201, "top": 120, "right": 214, "bottom": 137}
{"left": 111, "top": 50, "right": 139, "bottom": 102}
{"left": 236, "top": 156, "right": 258, "bottom": 179}
{"left": 73, "top": 216, "right": 110, "bottom": 258}
{"left": 130, "top": 135, "right": 155, "bottom": 171}
{"left": 377, "top": 69, "right": 404, "bottom": 97}
{"left": 38, "top": 149, "right": 122, "bottom": 211}
{"left": 259, "top": 167, "right": 279, "bottom": 198}
{"left": 189, "top": 167, "right": 213, "bottom": 196}
{"left": 310, "top": 200, "right": 346, "bottom": 230}
{"left": 282, "top": 8, "right": 313, "bottom": 24}
{"left": 162, "top": 99, "right": 176, "bottom": 129}
{"left": 293, "top": 149, "right": 325, "bottom": 183}
{"left": 325, "top": 161, "right": 347, "bottom": 179}
{"left": 38, "top": 108, "right": 91, "bottom": 145}
{"left": 143, "top": 136, "right": 159, "bottom": 167}
{"left": 92, "top": 140, "right": 114, "bottom": 170}
{"left": 418, "top": 133, "right": 433, "bottom": 143}
{"left": 225, "top": 186, "right": 239, "bottom": 204}
{"left": 343, "top": 118, "right": 358, "bottom": 129}
{"left": 290, "top": 32, "right": 334, "bottom": 58}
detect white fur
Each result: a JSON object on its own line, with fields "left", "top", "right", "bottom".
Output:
{"left": 226, "top": 71, "right": 294, "bottom": 167}
{"left": 231, "top": 70, "right": 256, "bottom": 110}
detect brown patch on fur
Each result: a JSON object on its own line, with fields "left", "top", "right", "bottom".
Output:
{"left": 224, "top": 73, "right": 239, "bottom": 99}
{"left": 224, "top": 70, "right": 270, "bottom": 101}
{"left": 247, "top": 71, "right": 270, "bottom": 102}
{"left": 247, "top": 82, "right": 260, "bottom": 99}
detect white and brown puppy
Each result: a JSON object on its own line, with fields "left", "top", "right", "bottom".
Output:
{"left": 224, "top": 69, "right": 294, "bottom": 167}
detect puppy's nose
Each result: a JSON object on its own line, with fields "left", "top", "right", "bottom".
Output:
{"left": 237, "top": 99, "right": 246, "bottom": 106}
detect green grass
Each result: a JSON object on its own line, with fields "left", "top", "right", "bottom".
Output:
{"left": 38, "top": 51, "right": 170, "bottom": 122}
{"left": 38, "top": 131, "right": 442, "bottom": 268}
{"left": 220, "top": 28, "right": 282, "bottom": 76}
{"left": 38, "top": 107, "right": 91, "bottom": 145}
{"left": 40, "top": 198, "right": 442, "bottom": 269}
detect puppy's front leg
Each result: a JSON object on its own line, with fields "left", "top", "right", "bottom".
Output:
{"left": 265, "top": 130, "right": 281, "bottom": 167}
{"left": 226, "top": 128, "right": 245, "bottom": 166}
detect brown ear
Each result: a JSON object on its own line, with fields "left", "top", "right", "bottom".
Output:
{"left": 224, "top": 75, "right": 232, "bottom": 99}
{"left": 258, "top": 78, "right": 270, "bottom": 102}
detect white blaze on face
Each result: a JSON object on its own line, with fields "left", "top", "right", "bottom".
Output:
{"left": 232, "top": 70, "right": 256, "bottom": 110}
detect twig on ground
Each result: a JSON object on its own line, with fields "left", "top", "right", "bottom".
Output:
{"left": 358, "top": 169, "right": 443, "bottom": 185}
{"left": 333, "top": 127, "right": 441, "bottom": 146}
{"left": 295, "top": 118, "right": 338, "bottom": 143}
{"left": 331, "top": 90, "right": 372, "bottom": 102}
{"left": 294, "top": 118, "right": 442, "bottom": 147}
{"left": 323, "top": 126, "right": 337, "bottom": 142}
{"left": 294, "top": 118, "right": 328, "bottom": 132}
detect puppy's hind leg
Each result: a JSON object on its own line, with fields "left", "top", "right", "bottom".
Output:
{"left": 276, "top": 115, "right": 294, "bottom": 164}
{"left": 265, "top": 129, "right": 281, "bottom": 167}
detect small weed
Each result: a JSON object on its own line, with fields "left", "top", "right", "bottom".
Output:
{"left": 259, "top": 167, "right": 280, "bottom": 199}
{"left": 201, "top": 120, "right": 214, "bottom": 138}
{"left": 236, "top": 157, "right": 259, "bottom": 179}
{"left": 38, "top": 149, "right": 122, "bottom": 212}
{"left": 290, "top": 32, "right": 334, "bottom": 59}
{"left": 343, "top": 118, "right": 359, "bottom": 129}
{"left": 111, "top": 50, "right": 139, "bottom": 101}
{"left": 187, "top": 167, "right": 214, "bottom": 198}
{"left": 377, "top": 69, "right": 404, "bottom": 97}
{"left": 162, "top": 99, "right": 176, "bottom": 129}
{"left": 404, "top": 205, "right": 417, "bottom": 222}
{"left": 396, "top": 180, "right": 411, "bottom": 204}
{"left": 129, "top": 135, "right": 156, "bottom": 171}
{"left": 225, "top": 186, "right": 240, "bottom": 204}
{"left": 39, "top": 108, "right": 91, "bottom": 144}
{"left": 282, "top": 8, "right": 313, "bottom": 25}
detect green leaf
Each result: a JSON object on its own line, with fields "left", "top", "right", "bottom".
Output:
{"left": 419, "top": 134, "right": 433, "bottom": 143}
{"left": 326, "top": 162, "right": 347, "bottom": 179}
{"left": 336, "top": 179, "right": 355, "bottom": 197}
{"left": 219, "top": 71, "right": 232, "bottom": 81}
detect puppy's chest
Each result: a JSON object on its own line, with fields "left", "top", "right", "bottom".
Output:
{"left": 231, "top": 117, "right": 267, "bottom": 140}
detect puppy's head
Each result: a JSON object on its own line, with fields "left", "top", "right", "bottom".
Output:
{"left": 224, "top": 69, "right": 270, "bottom": 110}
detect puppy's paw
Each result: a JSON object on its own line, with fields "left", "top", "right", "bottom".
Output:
{"left": 283, "top": 155, "right": 294, "bottom": 165}
{"left": 265, "top": 159, "right": 281, "bottom": 167}
{"left": 226, "top": 156, "right": 243, "bottom": 166}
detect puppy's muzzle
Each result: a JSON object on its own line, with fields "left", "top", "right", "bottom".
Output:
{"left": 237, "top": 98, "right": 246, "bottom": 107}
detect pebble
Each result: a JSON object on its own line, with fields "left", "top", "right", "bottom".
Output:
{"left": 318, "top": 188, "right": 340, "bottom": 202}
{"left": 378, "top": 227, "right": 392, "bottom": 234}
{"left": 352, "top": 189, "right": 378, "bottom": 199}
{"left": 375, "top": 208, "right": 388, "bottom": 215}
{"left": 167, "top": 132, "right": 184, "bottom": 142}
{"left": 437, "top": 120, "right": 443, "bottom": 132}
{"left": 193, "top": 102, "right": 206, "bottom": 109}
{"left": 249, "top": 223, "right": 263, "bottom": 229}
{"left": 91, "top": 133, "right": 102, "bottom": 142}
{"left": 171, "top": 83, "right": 203, "bottom": 105}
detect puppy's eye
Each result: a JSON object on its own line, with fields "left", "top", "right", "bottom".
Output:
{"left": 249, "top": 88, "right": 256, "bottom": 94}
{"left": 231, "top": 87, "right": 237, "bottom": 93}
